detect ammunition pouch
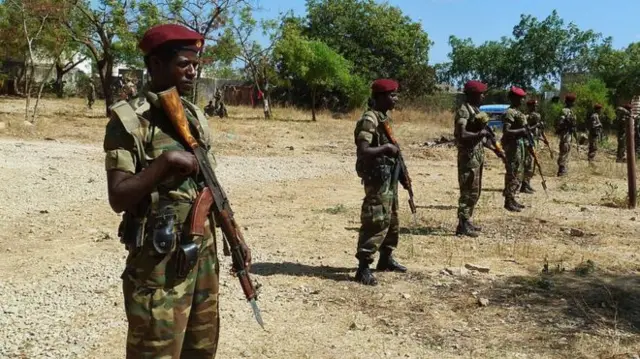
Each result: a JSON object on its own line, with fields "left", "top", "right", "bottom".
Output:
{"left": 118, "top": 211, "right": 146, "bottom": 250}
{"left": 358, "top": 157, "right": 395, "bottom": 184}
{"left": 151, "top": 210, "right": 177, "bottom": 254}
{"left": 176, "top": 242, "right": 199, "bottom": 279}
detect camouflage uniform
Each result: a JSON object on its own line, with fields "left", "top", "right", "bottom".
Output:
{"left": 104, "top": 90, "right": 221, "bottom": 359}
{"left": 523, "top": 111, "right": 541, "bottom": 189}
{"left": 354, "top": 110, "right": 399, "bottom": 263}
{"left": 615, "top": 107, "right": 630, "bottom": 162}
{"left": 587, "top": 112, "right": 602, "bottom": 162}
{"left": 556, "top": 107, "right": 576, "bottom": 175}
{"left": 502, "top": 107, "right": 527, "bottom": 201}
{"left": 455, "top": 103, "right": 484, "bottom": 222}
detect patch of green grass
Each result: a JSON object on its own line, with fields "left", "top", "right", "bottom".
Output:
{"left": 321, "top": 204, "right": 348, "bottom": 215}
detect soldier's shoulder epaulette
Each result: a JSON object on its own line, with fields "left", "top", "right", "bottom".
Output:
{"left": 361, "top": 110, "right": 379, "bottom": 125}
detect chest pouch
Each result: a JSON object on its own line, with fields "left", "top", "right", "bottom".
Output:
{"left": 151, "top": 211, "right": 177, "bottom": 254}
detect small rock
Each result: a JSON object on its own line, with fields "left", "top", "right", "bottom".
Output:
{"left": 402, "top": 293, "right": 411, "bottom": 299}
{"left": 580, "top": 207, "right": 588, "bottom": 212}
{"left": 22, "top": 121, "right": 34, "bottom": 127}
{"left": 452, "top": 343, "right": 460, "bottom": 349}
{"left": 440, "top": 269, "right": 450, "bottom": 276}
{"left": 286, "top": 146, "right": 294, "bottom": 150}
{"left": 39, "top": 210, "right": 49, "bottom": 214}
{"left": 0, "top": 122, "right": 6, "bottom": 130}
{"left": 44, "top": 137, "right": 56, "bottom": 141}
{"left": 478, "top": 298, "right": 489, "bottom": 307}
{"left": 349, "top": 322, "right": 366, "bottom": 331}
{"left": 445, "top": 267, "right": 469, "bottom": 276}
{"left": 570, "top": 228, "right": 585, "bottom": 237}
{"left": 465, "top": 263, "right": 490, "bottom": 273}
{"left": 631, "top": 217, "right": 636, "bottom": 221}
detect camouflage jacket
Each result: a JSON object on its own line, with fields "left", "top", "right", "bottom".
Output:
{"left": 454, "top": 103, "right": 485, "bottom": 153}
{"left": 588, "top": 113, "right": 602, "bottom": 134}
{"left": 502, "top": 107, "right": 527, "bottom": 144}
{"left": 527, "top": 111, "right": 543, "bottom": 138}
{"left": 104, "top": 90, "right": 217, "bottom": 222}
{"left": 556, "top": 108, "right": 576, "bottom": 135}
{"left": 354, "top": 110, "right": 396, "bottom": 179}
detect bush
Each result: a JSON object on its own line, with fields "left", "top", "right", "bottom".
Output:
{"left": 565, "top": 78, "right": 615, "bottom": 131}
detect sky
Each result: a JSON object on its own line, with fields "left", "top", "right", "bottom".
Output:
{"left": 252, "top": 0, "right": 640, "bottom": 65}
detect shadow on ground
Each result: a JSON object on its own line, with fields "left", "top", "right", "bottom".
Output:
{"left": 251, "top": 261, "right": 354, "bottom": 282}
{"left": 485, "top": 268, "right": 640, "bottom": 335}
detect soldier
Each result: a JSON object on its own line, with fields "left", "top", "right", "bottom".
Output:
{"left": 501, "top": 86, "right": 528, "bottom": 211}
{"left": 522, "top": 99, "right": 543, "bottom": 193}
{"left": 103, "top": 23, "right": 252, "bottom": 358}
{"left": 615, "top": 104, "right": 632, "bottom": 163}
{"left": 87, "top": 81, "right": 95, "bottom": 109}
{"left": 353, "top": 78, "right": 407, "bottom": 286}
{"left": 587, "top": 104, "right": 603, "bottom": 162}
{"left": 454, "top": 80, "right": 504, "bottom": 237}
{"left": 555, "top": 93, "right": 577, "bottom": 176}
{"left": 204, "top": 100, "right": 215, "bottom": 117}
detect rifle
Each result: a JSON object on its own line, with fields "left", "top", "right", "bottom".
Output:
{"left": 381, "top": 121, "right": 417, "bottom": 225}
{"left": 539, "top": 129, "right": 554, "bottom": 159}
{"left": 157, "top": 87, "right": 264, "bottom": 329}
{"left": 484, "top": 125, "right": 506, "bottom": 162}
{"left": 525, "top": 127, "right": 548, "bottom": 196}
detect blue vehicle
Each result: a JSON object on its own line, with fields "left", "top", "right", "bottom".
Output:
{"left": 479, "top": 104, "right": 509, "bottom": 132}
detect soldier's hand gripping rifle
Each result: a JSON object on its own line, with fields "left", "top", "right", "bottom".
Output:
{"left": 381, "top": 121, "right": 417, "bottom": 224}
{"left": 525, "top": 126, "right": 548, "bottom": 196}
{"left": 484, "top": 125, "right": 507, "bottom": 163}
{"left": 157, "top": 87, "right": 264, "bottom": 329}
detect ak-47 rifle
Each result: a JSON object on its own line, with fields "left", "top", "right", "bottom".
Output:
{"left": 381, "top": 121, "right": 417, "bottom": 224}
{"left": 157, "top": 87, "right": 264, "bottom": 329}
{"left": 538, "top": 128, "right": 554, "bottom": 159}
{"left": 525, "top": 127, "right": 548, "bottom": 196}
{"left": 484, "top": 125, "right": 506, "bottom": 163}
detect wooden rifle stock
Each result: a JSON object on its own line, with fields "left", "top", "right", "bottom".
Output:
{"left": 381, "top": 121, "right": 417, "bottom": 216}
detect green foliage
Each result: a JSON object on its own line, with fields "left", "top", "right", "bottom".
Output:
{"left": 443, "top": 10, "right": 607, "bottom": 90}
{"left": 565, "top": 78, "right": 614, "bottom": 130}
{"left": 274, "top": 27, "right": 366, "bottom": 117}
{"left": 590, "top": 41, "right": 640, "bottom": 103}
{"left": 300, "top": 0, "right": 434, "bottom": 98}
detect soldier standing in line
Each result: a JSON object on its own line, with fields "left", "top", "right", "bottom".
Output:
{"left": 87, "top": 80, "right": 95, "bottom": 109}
{"left": 555, "top": 93, "right": 577, "bottom": 176}
{"left": 501, "top": 86, "right": 528, "bottom": 211}
{"left": 103, "top": 23, "right": 252, "bottom": 358}
{"left": 587, "top": 104, "right": 603, "bottom": 162}
{"left": 615, "top": 104, "right": 632, "bottom": 163}
{"left": 353, "top": 78, "right": 407, "bottom": 286}
{"left": 522, "top": 99, "right": 543, "bottom": 194}
{"left": 454, "top": 80, "right": 505, "bottom": 237}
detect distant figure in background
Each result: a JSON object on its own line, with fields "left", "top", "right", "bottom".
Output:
{"left": 204, "top": 100, "right": 215, "bottom": 117}
{"left": 555, "top": 93, "right": 577, "bottom": 176}
{"left": 587, "top": 104, "right": 603, "bottom": 162}
{"left": 615, "top": 104, "right": 632, "bottom": 163}
{"left": 87, "top": 81, "right": 95, "bottom": 109}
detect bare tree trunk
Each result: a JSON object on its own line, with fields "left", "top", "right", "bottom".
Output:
{"left": 55, "top": 62, "right": 65, "bottom": 98}
{"left": 97, "top": 56, "right": 114, "bottom": 116}
{"left": 31, "top": 60, "right": 57, "bottom": 124}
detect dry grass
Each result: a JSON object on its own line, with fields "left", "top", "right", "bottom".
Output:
{"left": 2, "top": 96, "right": 640, "bottom": 358}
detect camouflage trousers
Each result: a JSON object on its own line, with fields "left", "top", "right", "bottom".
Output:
{"left": 523, "top": 145, "right": 535, "bottom": 185}
{"left": 356, "top": 178, "right": 399, "bottom": 263}
{"left": 588, "top": 132, "right": 598, "bottom": 162}
{"left": 122, "top": 227, "right": 220, "bottom": 359}
{"left": 557, "top": 133, "right": 573, "bottom": 171}
{"left": 457, "top": 147, "right": 484, "bottom": 221}
{"left": 503, "top": 140, "right": 525, "bottom": 200}
{"left": 617, "top": 129, "right": 626, "bottom": 161}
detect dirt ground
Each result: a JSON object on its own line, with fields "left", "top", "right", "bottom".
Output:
{"left": 1, "top": 97, "right": 639, "bottom": 359}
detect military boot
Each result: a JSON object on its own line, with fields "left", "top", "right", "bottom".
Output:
{"left": 557, "top": 166, "right": 567, "bottom": 177}
{"left": 455, "top": 219, "right": 479, "bottom": 237}
{"left": 504, "top": 198, "right": 522, "bottom": 212}
{"left": 520, "top": 182, "right": 535, "bottom": 194}
{"left": 376, "top": 253, "right": 407, "bottom": 273}
{"left": 355, "top": 260, "right": 378, "bottom": 286}
{"left": 468, "top": 220, "right": 482, "bottom": 232}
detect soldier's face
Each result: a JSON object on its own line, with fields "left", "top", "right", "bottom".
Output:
{"left": 468, "top": 92, "right": 484, "bottom": 106}
{"left": 151, "top": 50, "right": 199, "bottom": 94}
{"left": 376, "top": 91, "right": 398, "bottom": 111}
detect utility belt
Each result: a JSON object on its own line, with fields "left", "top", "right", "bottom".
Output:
{"left": 118, "top": 189, "right": 215, "bottom": 279}
{"left": 357, "top": 156, "right": 396, "bottom": 184}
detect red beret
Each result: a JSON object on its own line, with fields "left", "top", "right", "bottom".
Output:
{"left": 526, "top": 99, "right": 537, "bottom": 106}
{"left": 139, "top": 24, "right": 204, "bottom": 55}
{"left": 463, "top": 80, "right": 487, "bottom": 94}
{"left": 509, "top": 86, "right": 526, "bottom": 97}
{"left": 565, "top": 93, "right": 577, "bottom": 101}
{"left": 594, "top": 103, "right": 603, "bottom": 109}
{"left": 371, "top": 79, "right": 398, "bottom": 93}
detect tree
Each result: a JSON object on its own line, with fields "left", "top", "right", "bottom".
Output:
{"left": 221, "top": 5, "right": 280, "bottom": 119}
{"left": 441, "top": 10, "right": 607, "bottom": 91}
{"left": 301, "top": 0, "right": 434, "bottom": 98}
{"left": 590, "top": 42, "right": 640, "bottom": 103}
{"left": 63, "top": 0, "right": 139, "bottom": 116}
{"left": 274, "top": 28, "right": 356, "bottom": 121}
